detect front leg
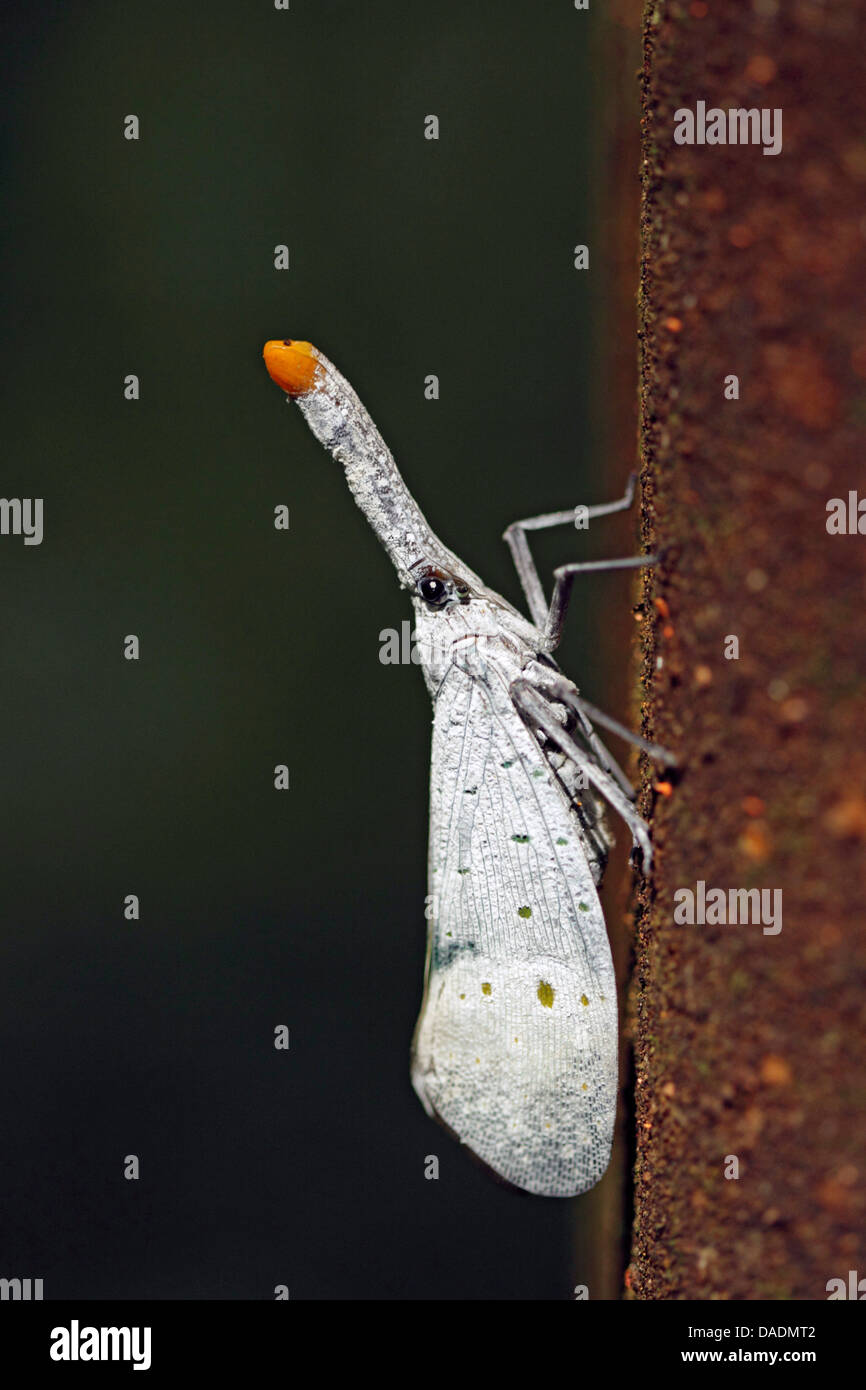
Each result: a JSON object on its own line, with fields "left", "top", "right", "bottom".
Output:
{"left": 503, "top": 473, "right": 638, "bottom": 630}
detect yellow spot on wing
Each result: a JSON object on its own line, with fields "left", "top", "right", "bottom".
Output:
{"left": 481, "top": 982, "right": 492, "bottom": 996}
{"left": 537, "top": 980, "right": 555, "bottom": 1008}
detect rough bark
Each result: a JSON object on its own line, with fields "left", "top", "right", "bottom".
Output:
{"left": 630, "top": 0, "right": 866, "bottom": 1299}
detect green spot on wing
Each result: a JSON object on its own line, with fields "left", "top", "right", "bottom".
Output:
{"left": 556, "top": 837, "right": 568, "bottom": 845}
{"left": 537, "top": 980, "right": 555, "bottom": 1008}
{"left": 517, "top": 906, "right": 532, "bottom": 919}
{"left": 579, "top": 902, "right": 589, "bottom": 912}
{"left": 511, "top": 834, "right": 530, "bottom": 844}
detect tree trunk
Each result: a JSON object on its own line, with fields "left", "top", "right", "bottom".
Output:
{"left": 629, "top": 0, "right": 866, "bottom": 1299}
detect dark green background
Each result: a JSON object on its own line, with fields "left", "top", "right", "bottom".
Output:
{"left": 0, "top": 0, "right": 632, "bottom": 1298}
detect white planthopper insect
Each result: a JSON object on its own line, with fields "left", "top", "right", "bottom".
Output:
{"left": 263, "top": 339, "right": 674, "bottom": 1198}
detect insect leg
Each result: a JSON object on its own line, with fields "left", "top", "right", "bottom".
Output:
{"left": 542, "top": 672, "right": 677, "bottom": 771}
{"left": 503, "top": 473, "right": 637, "bottom": 629}
{"left": 532, "top": 673, "right": 634, "bottom": 797}
{"left": 511, "top": 677, "right": 654, "bottom": 870}
{"left": 543, "top": 553, "right": 657, "bottom": 652}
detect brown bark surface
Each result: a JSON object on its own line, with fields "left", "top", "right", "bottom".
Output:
{"left": 629, "top": 0, "right": 866, "bottom": 1299}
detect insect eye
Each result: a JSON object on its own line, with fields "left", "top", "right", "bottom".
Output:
{"left": 418, "top": 576, "right": 450, "bottom": 607}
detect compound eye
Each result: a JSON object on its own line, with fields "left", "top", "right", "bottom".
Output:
{"left": 418, "top": 576, "right": 449, "bottom": 607}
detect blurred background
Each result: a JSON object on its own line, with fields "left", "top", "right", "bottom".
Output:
{"left": 0, "top": 0, "right": 641, "bottom": 1298}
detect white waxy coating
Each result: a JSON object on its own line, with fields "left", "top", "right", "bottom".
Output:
{"left": 284, "top": 344, "right": 618, "bottom": 1197}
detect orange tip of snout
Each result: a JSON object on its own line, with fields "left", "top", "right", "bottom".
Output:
{"left": 263, "top": 339, "right": 321, "bottom": 396}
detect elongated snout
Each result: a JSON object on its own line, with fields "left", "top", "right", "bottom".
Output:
{"left": 263, "top": 336, "right": 476, "bottom": 587}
